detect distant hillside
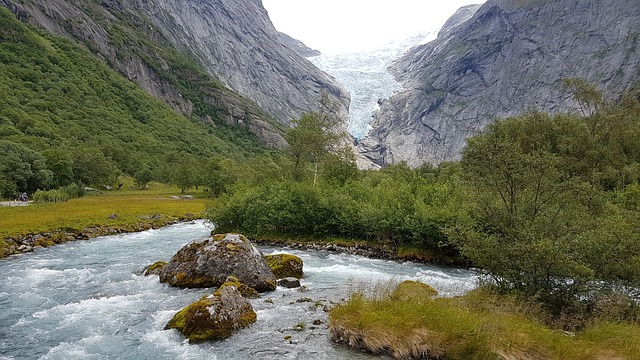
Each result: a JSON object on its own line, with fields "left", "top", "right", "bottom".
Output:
{"left": 0, "top": 7, "right": 259, "bottom": 196}
{"left": 359, "top": 0, "right": 640, "bottom": 167}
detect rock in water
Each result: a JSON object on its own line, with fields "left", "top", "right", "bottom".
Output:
{"left": 277, "top": 277, "right": 301, "bottom": 289}
{"left": 164, "top": 285, "right": 257, "bottom": 342}
{"left": 158, "top": 233, "right": 276, "bottom": 292}
{"left": 264, "top": 253, "right": 304, "bottom": 279}
{"left": 143, "top": 261, "right": 167, "bottom": 276}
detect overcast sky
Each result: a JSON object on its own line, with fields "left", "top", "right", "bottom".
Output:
{"left": 262, "top": 0, "right": 486, "bottom": 54}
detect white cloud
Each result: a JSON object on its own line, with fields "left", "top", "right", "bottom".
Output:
{"left": 262, "top": 0, "right": 486, "bottom": 54}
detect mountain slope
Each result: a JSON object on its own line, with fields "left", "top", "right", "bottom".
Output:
{"left": 0, "top": 7, "right": 260, "bottom": 195}
{"left": 359, "top": 0, "right": 640, "bottom": 167}
{"left": 1, "top": 0, "right": 349, "bottom": 147}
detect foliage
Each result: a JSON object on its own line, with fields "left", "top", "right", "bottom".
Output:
{"left": 285, "top": 92, "right": 348, "bottom": 183}
{"left": 454, "top": 92, "right": 640, "bottom": 317}
{"left": 208, "top": 155, "right": 466, "bottom": 258}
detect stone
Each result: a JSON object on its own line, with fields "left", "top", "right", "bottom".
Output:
{"left": 107, "top": 213, "right": 118, "bottom": 219}
{"left": 164, "top": 285, "right": 256, "bottom": 342}
{"left": 158, "top": 233, "right": 276, "bottom": 292}
{"left": 220, "top": 276, "right": 260, "bottom": 299}
{"left": 277, "top": 277, "right": 301, "bottom": 289}
{"left": 264, "top": 253, "right": 304, "bottom": 279}
{"left": 143, "top": 261, "right": 167, "bottom": 276}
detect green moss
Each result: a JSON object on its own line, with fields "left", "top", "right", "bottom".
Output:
{"left": 144, "top": 260, "right": 167, "bottom": 276}
{"left": 216, "top": 276, "right": 260, "bottom": 299}
{"left": 264, "top": 253, "right": 304, "bottom": 279}
{"left": 165, "top": 290, "right": 257, "bottom": 343}
{"left": 173, "top": 272, "right": 217, "bottom": 288}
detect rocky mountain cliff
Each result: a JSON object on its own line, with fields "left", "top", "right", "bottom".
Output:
{"left": 359, "top": 0, "right": 640, "bottom": 167}
{"left": 1, "top": 0, "right": 348, "bottom": 148}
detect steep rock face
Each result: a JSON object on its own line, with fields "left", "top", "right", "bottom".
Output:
{"left": 359, "top": 0, "right": 640, "bottom": 167}
{"left": 1, "top": 0, "right": 349, "bottom": 147}
{"left": 133, "top": 0, "right": 349, "bottom": 125}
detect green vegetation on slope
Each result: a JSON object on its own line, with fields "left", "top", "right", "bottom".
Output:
{"left": 0, "top": 7, "right": 264, "bottom": 198}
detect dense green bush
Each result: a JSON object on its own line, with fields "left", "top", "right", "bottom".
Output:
{"left": 453, "top": 96, "right": 640, "bottom": 319}
{"left": 208, "top": 159, "right": 466, "bottom": 254}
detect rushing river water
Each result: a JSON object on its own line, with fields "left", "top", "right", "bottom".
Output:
{"left": 0, "top": 220, "right": 476, "bottom": 360}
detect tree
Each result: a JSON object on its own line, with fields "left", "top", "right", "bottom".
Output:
{"left": 202, "top": 157, "right": 237, "bottom": 196}
{"left": 43, "top": 148, "right": 74, "bottom": 188}
{"left": 71, "top": 147, "right": 119, "bottom": 186}
{"left": 454, "top": 113, "right": 606, "bottom": 313}
{"left": 0, "top": 140, "right": 53, "bottom": 197}
{"left": 134, "top": 165, "right": 154, "bottom": 190}
{"left": 286, "top": 92, "right": 346, "bottom": 184}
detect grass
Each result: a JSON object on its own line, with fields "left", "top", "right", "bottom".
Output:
{"left": 329, "top": 284, "right": 640, "bottom": 359}
{"left": 0, "top": 183, "right": 208, "bottom": 240}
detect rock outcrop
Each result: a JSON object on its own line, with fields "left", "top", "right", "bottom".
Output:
{"left": 158, "top": 233, "right": 276, "bottom": 292}
{"left": 264, "top": 253, "right": 304, "bottom": 279}
{"left": 129, "top": 0, "right": 349, "bottom": 125}
{"left": 359, "top": 0, "right": 640, "bottom": 167}
{"left": 164, "top": 284, "right": 257, "bottom": 342}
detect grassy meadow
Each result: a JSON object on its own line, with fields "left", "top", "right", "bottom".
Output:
{"left": 0, "top": 183, "right": 207, "bottom": 240}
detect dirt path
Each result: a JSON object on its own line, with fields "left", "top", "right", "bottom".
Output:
{"left": 0, "top": 201, "right": 30, "bottom": 207}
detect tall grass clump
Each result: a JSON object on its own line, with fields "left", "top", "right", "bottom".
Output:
{"left": 329, "top": 283, "right": 640, "bottom": 359}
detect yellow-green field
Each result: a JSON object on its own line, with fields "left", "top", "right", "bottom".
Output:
{"left": 330, "top": 284, "right": 640, "bottom": 360}
{"left": 0, "top": 184, "right": 208, "bottom": 240}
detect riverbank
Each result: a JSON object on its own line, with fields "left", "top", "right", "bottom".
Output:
{"left": 254, "top": 236, "right": 469, "bottom": 267}
{"left": 330, "top": 285, "right": 640, "bottom": 360}
{"left": 0, "top": 188, "right": 208, "bottom": 259}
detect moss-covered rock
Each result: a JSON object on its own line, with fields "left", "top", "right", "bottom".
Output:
{"left": 218, "top": 276, "right": 260, "bottom": 299}
{"left": 390, "top": 280, "right": 438, "bottom": 302}
{"left": 165, "top": 285, "right": 256, "bottom": 342}
{"left": 264, "top": 253, "right": 304, "bottom": 279}
{"left": 158, "top": 233, "right": 276, "bottom": 291}
{"left": 143, "top": 261, "right": 167, "bottom": 276}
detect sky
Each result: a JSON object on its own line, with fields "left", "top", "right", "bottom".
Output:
{"left": 262, "top": 0, "right": 486, "bottom": 54}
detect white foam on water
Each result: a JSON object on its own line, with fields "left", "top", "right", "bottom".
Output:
{"left": 39, "top": 336, "right": 108, "bottom": 360}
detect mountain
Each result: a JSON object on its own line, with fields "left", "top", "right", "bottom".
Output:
{"left": 279, "top": 32, "right": 321, "bottom": 58}
{"left": 359, "top": 0, "right": 640, "bottom": 167}
{"left": 0, "top": 6, "right": 268, "bottom": 195}
{"left": 1, "top": 0, "right": 349, "bottom": 148}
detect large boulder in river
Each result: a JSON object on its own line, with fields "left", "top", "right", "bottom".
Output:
{"left": 164, "top": 284, "right": 257, "bottom": 342}
{"left": 264, "top": 253, "right": 304, "bottom": 279}
{"left": 158, "top": 233, "right": 276, "bottom": 292}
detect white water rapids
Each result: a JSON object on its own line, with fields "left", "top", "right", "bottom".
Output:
{"left": 0, "top": 220, "right": 476, "bottom": 359}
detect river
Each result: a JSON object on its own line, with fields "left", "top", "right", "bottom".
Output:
{"left": 0, "top": 220, "right": 476, "bottom": 359}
